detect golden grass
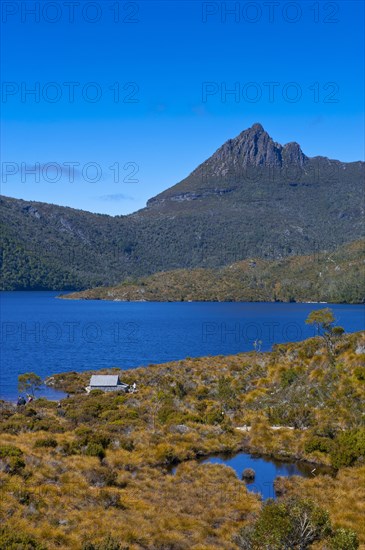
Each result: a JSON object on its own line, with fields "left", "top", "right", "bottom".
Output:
{"left": 1, "top": 331, "right": 364, "bottom": 548}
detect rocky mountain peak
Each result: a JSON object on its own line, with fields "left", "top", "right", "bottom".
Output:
{"left": 249, "top": 122, "right": 264, "bottom": 134}
{"left": 207, "top": 123, "right": 284, "bottom": 171}
{"left": 198, "top": 123, "right": 311, "bottom": 176}
{"left": 282, "top": 141, "right": 307, "bottom": 167}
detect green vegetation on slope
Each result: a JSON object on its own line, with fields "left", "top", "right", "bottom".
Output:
{"left": 0, "top": 225, "right": 84, "bottom": 290}
{"left": 1, "top": 326, "right": 364, "bottom": 548}
{"left": 62, "top": 239, "right": 365, "bottom": 304}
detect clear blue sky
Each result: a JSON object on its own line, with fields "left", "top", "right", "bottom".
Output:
{"left": 1, "top": 0, "right": 364, "bottom": 215}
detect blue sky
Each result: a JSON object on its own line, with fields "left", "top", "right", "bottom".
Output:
{"left": 1, "top": 0, "right": 364, "bottom": 215}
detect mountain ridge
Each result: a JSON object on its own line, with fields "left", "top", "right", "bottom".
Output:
{"left": 1, "top": 123, "right": 364, "bottom": 290}
{"left": 146, "top": 123, "right": 360, "bottom": 207}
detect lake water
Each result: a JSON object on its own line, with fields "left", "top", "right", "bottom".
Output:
{"left": 173, "top": 452, "right": 334, "bottom": 500}
{"left": 1, "top": 291, "right": 364, "bottom": 401}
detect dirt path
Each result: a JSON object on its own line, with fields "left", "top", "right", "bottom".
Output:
{"left": 236, "top": 425, "right": 296, "bottom": 432}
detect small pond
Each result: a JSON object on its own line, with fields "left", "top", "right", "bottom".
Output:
{"left": 172, "top": 451, "right": 334, "bottom": 500}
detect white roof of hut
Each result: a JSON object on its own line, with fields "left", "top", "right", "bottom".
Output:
{"left": 90, "top": 375, "right": 124, "bottom": 387}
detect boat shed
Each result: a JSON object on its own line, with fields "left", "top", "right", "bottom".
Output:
{"left": 86, "top": 375, "right": 129, "bottom": 393}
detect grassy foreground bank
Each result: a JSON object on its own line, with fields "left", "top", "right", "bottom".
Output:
{"left": 0, "top": 330, "right": 364, "bottom": 549}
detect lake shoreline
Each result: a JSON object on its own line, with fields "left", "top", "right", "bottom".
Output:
{"left": 2, "top": 291, "right": 364, "bottom": 403}
{"left": 58, "top": 293, "right": 363, "bottom": 305}
{"left": 36, "top": 330, "right": 363, "bottom": 471}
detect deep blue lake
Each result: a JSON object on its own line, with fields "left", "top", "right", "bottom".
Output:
{"left": 1, "top": 291, "right": 364, "bottom": 401}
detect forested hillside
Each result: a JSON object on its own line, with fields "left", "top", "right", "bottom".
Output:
{"left": 63, "top": 239, "right": 365, "bottom": 304}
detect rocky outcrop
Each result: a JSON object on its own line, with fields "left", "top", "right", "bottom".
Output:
{"left": 147, "top": 187, "right": 236, "bottom": 207}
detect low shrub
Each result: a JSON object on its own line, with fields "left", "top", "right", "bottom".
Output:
{"left": 353, "top": 366, "right": 365, "bottom": 381}
{"left": 33, "top": 398, "right": 58, "bottom": 408}
{"left": 89, "top": 389, "right": 104, "bottom": 396}
{"left": 330, "top": 428, "right": 365, "bottom": 468}
{"left": 34, "top": 437, "right": 58, "bottom": 448}
{"left": 24, "top": 408, "right": 38, "bottom": 417}
{"left": 98, "top": 489, "right": 126, "bottom": 510}
{"left": 83, "top": 467, "right": 118, "bottom": 487}
{"left": 330, "top": 528, "right": 359, "bottom": 549}
{"left": 118, "top": 436, "right": 135, "bottom": 452}
{"left": 85, "top": 443, "right": 106, "bottom": 460}
{"left": 205, "top": 409, "right": 224, "bottom": 425}
{"left": 154, "top": 443, "right": 179, "bottom": 465}
{"left": 280, "top": 368, "right": 299, "bottom": 388}
{"left": 235, "top": 497, "right": 331, "bottom": 549}
{"left": 0, "top": 445, "right": 26, "bottom": 475}
{"left": 59, "top": 440, "right": 79, "bottom": 456}
{"left": 82, "top": 535, "right": 128, "bottom": 550}
{"left": 305, "top": 436, "right": 334, "bottom": 454}
{"left": 298, "top": 338, "right": 321, "bottom": 359}
{"left": 77, "top": 430, "right": 111, "bottom": 450}
{"left": 0, "top": 420, "right": 24, "bottom": 434}
{"left": 0, "top": 445, "right": 23, "bottom": 458}
{"left": 0, "top": 526, "right": 46, "bottom": 549}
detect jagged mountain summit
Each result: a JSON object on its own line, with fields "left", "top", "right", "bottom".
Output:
{"left": 146, "top": 122, "right": 352, "bottom": 206}
{"left": 200, "top": 122, "right": 307, "bottom": 168}
{"left": 1, "top": 123, "right": 364, "bottom": 290}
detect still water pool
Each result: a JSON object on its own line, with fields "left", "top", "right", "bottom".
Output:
{"left": 173, "top": 451, "right": 334, "bottom": 500}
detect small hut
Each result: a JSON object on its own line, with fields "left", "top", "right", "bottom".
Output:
{"left": 86, "top": 375, "right": 129, "bottom": 393}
